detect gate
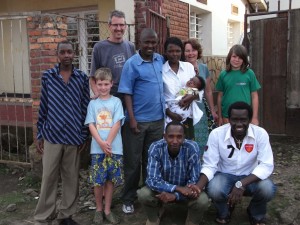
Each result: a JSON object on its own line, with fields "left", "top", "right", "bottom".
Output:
{"left": 146, "top": 8, "right": 169, "bottom": 54}
{"left": 250, "top": 9, "right": 300, "bottom": 136}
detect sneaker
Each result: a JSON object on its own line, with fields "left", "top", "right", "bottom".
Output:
{"left": 104, "top": 212, "right": 120, "bottom": 224}
{"left": 145, "top": 218, "right": 160, "bottom": 225}
{"left": 122, "top": 204, "right": 134, "bottom": 214}
{"left": 93, "top": 211, "right": 103, "bottom": 224}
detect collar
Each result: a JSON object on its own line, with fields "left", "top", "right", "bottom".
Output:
{"left": 224, "top": 124, "right": 256, "bottom": 142}
{"left": 52, "top": 64, "right": 80, "bottom": 77}
{"left": 136, "top": 51, "right": 161, "bottom": 65}
{"left": 162, "top": 60, "right": 185, "bottom": 73}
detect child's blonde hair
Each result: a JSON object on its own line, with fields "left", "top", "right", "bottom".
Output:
{"left": 94, "top": 68, "right": 113, "bottom": 81}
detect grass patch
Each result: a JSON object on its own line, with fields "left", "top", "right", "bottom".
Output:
{"left": 19, "top": 171, "right": 41, "bottom": 189}
{"left": 0, "top": 191, "right": 37, "bottom": 223}
{"left": 0, "top": 192, "right": 25, "bottom": 206}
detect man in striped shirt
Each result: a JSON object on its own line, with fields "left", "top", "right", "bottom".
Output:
{"left": 34, "top": 40, "right": 90, "bottom": 225}
{"left": 137, "top": 121, "right": 209, "bottom": 225}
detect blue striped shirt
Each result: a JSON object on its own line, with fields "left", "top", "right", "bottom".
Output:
{"left": 146, "top": 139, "right": 201, "bottom": 200}
{"left": 37, "top": 64, "right": 90, "bottom": 145}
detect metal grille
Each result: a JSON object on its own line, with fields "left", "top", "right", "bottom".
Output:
{"left": 65, "top": 12, "right": 135, "bottom": 75}
{"left": 0, "top": 16, "right": 32, "bottom": 165}
{"left": 0, "top": 12, "right": 135, "bottom": 165}
{"left": 190, "top": 12, "right": 203, "bottom": 44}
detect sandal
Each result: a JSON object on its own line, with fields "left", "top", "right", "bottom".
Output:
{"left": 215, "top": 204, "right": 235, "bottom": 224}
{"left": 215, "top": 217, "right": 230, "bottom": 224}
{"left": 247, "top": 208, "right": 266, "bottom": 225}
{"left": 105, "top": 212, "right": 120, "bottom": 224}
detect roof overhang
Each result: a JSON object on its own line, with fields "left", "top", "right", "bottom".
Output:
{"left": 246, "top": 0, "right": 268, "bottom": 12}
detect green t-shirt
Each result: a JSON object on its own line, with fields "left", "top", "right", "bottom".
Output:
{"left": 215, "top": 69, "right": 261, "bottom": 118}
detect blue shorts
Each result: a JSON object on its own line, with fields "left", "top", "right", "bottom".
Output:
{"left": 89, "top": 154, "right": 123, "bottom": 187}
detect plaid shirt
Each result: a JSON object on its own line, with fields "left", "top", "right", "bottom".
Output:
{"left": 146, "top": 139, "right": 201, "bottom": 200}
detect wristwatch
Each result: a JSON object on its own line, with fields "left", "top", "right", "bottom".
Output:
{"left": 235, "top": 181, "right": 245, "bottom": 190}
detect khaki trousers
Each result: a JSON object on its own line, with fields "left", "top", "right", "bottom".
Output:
{"left": 138, "top": 186, "right": 210, "bottom": 224}
{"left": 34, "top": 140, "right": 80, "bottom": 223}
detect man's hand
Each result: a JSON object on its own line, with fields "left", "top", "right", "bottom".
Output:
{"left": 155, "top": 192, "right": 176, "bottom": 203}
{"left": 129, "top": 118, "right": 141, "bottom": 135}
{"left": 227, "top": 187, "right": 244, "bottom": 206}
{"left": 90, "top": 92, "right": 100, "bottom": 99}
{"left": 187, "top": 184, "right": 201, "bottom": 198}
{"left": 78, "top": 140, "right": 89, "bottom": 153}
{"left": 176, "top": 186, "right": 194, "bottom": 197}
{"left": 36, "top": 139, "right": 44, "bottom": 154}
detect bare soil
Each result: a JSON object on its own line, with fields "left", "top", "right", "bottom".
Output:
{"left": 0, "top": 135, "right": 300, "bottom": 225}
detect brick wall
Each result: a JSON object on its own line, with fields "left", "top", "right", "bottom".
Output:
{"left": 27, "top": 14, "right": 67, "bottom": 140}
{"left": 161, "top": 0, "right": 189, "bottom": 40}
{"left": 134, "top": 0, "right": 189, "bottom": 52}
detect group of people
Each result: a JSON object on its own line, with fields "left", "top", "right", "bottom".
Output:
{"left": 33, "top": 9, "right": 276, "bottom": 225}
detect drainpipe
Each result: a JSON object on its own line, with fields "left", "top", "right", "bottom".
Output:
{"left": 242, "top": 6, "right": 250, "bottom": 52}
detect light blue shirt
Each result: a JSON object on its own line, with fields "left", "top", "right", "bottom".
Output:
{"left": 85, "top": 96, "right": 125, "bottom": 154}
{"left": 118, "top": 52, "right": 165, "bottom": 122}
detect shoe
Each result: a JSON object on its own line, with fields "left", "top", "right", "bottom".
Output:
{"left": 247, "top": 207, "right": 267, "bottom": 225}
{"left": 214, "top": 204, "right": 235, "bottom": 224}
{"left": 104, "top": 212, "right": 120, "bottom": 224}
{"left": 215, "top": 217, "right": 230, "bottom": 224}
{"left": 93, "top": 211, "right": 103, "bottom": 224}
{"left": 59, "top": 218, "right": 79, "bottom": 225}
{"left": 122, "top": 204, "right": 134, "bottom": 214}
{"left": 145, "top": 218, "right": 160, "bottom": 225}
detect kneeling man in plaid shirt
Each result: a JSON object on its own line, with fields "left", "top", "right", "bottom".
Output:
{"left": 138, "top": 121, "right": 209, "bottom": 225}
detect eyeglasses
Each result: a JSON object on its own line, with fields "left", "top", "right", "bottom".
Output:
{"left": 110, "top": 24, "right": 126, "bottom": 28}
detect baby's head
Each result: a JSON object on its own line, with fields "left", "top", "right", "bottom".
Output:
{"left": 186, "top": 76, "right": 205, "bottom": 91}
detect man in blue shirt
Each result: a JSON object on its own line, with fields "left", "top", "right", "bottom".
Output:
{"left": 118, "top": 28, "right": 165, "bottom": 214}
{"left": 137, "top": 121, "right": 209, "bottom": 225}
{"left": 34, "top": 40, "right": 90, "bottom": 225}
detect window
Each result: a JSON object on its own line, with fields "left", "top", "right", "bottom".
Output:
{"left": 190, "top": 12, "right": 203, "bottom": 44}
{"left": 231, "top": 4, "right": 239, "bottom": 15}
{"left": 0, "top": 18, "right": 30, "bottom": 96}
{"left": 227, "top": 22, "right": 234, "bottom": 51}
{"left": 227, "top": 21, "right": 242, "bottom": 52}
{"left": 66, "top": 12, "right": 99, "bottom": 75}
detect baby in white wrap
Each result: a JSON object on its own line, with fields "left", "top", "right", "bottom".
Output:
{"left": 165, "top": 76, "right": 205, "bottom": 126}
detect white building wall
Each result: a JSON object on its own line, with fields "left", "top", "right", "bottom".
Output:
{"left": 115, "top": 0, "right": 135, "bottom": 24}
{"left": 181, "top": 0, "right": 246, "bottom": 56}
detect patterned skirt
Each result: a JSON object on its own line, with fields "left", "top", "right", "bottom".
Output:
{"left": 194, "top": 97, "right": 217, "bottom": 157}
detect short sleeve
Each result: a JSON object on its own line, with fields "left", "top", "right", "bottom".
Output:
{"left": 84, "top": 101, "right": 96, "bottom": 125}
{"left": 248, "top": 69, "right": 261, "bottom": 92}
{"left": 117, "top": 59, "right": 135, "bottom": 95}
{"left": 112, "top": 98, "right": 125, "bottom": 125}
{"left": 215, "top": 70, "right": 226, "bottom": 91}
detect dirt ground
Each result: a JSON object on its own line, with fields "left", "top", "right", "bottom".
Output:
{"left": 0, "top": 135, "right": 300, "bottom": 225}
